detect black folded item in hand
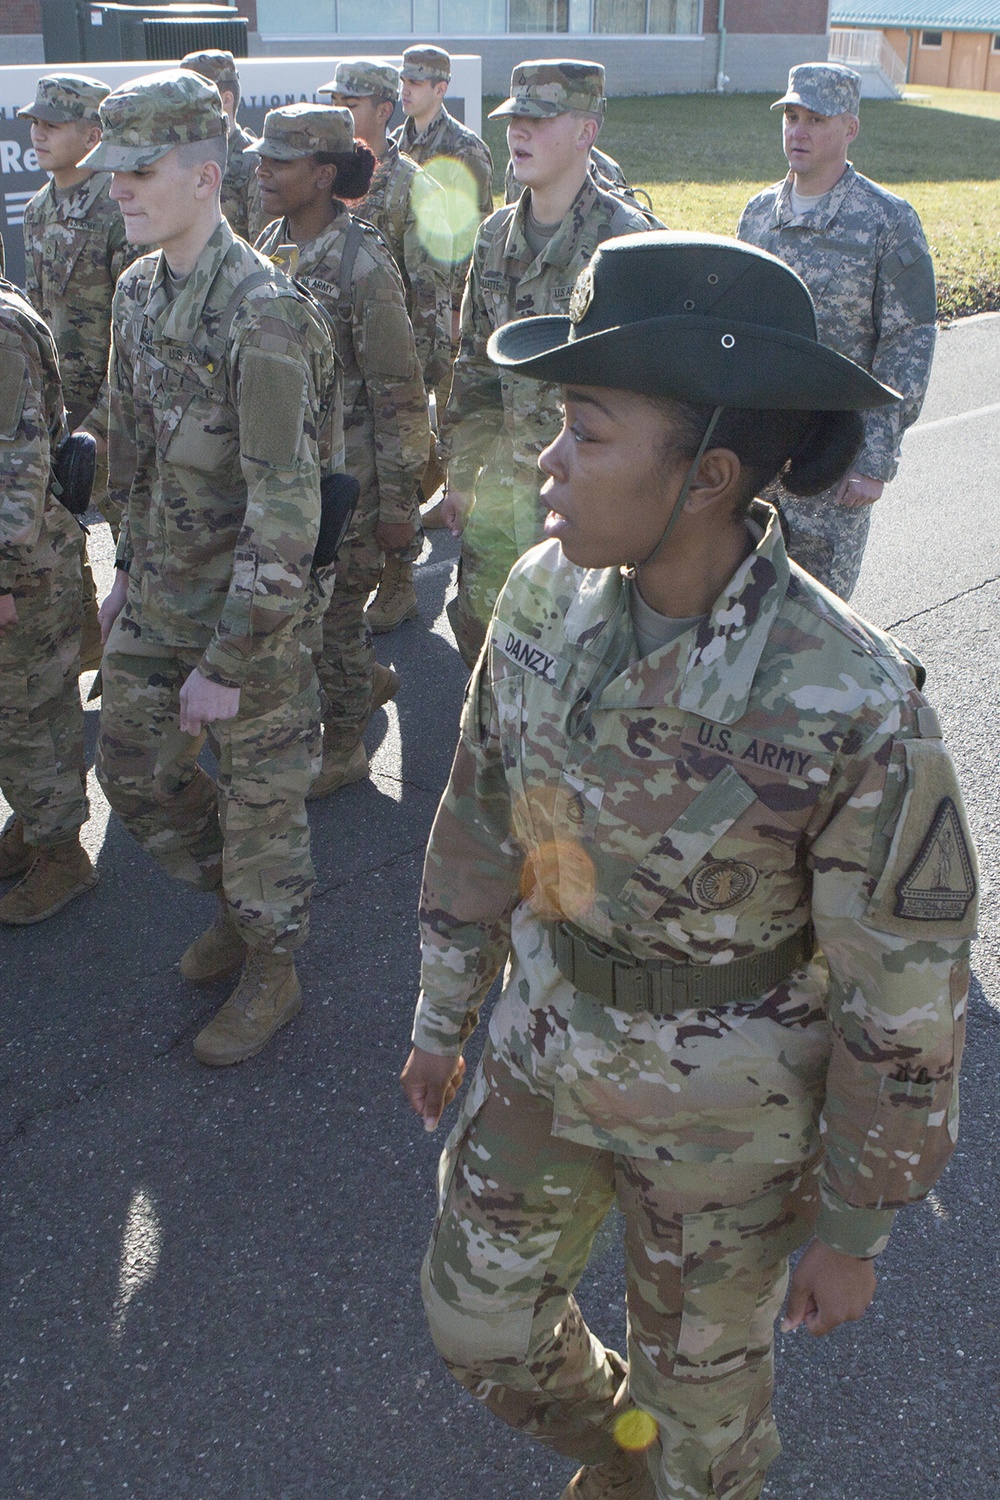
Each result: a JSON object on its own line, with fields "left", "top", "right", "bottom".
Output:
{"left": 314, "top": 473, "right": 360, "bottom": 569}
{"left": 52, "top": 432, "right": 97, "bottom": 516}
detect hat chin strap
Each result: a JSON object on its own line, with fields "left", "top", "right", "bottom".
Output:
{"left": 637, "top": 405, "right": 724, "bottom": 571}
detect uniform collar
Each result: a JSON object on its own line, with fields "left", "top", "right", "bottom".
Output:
{"left": 50, "top": 170, "right": 107, "bottom": 221}
{"left": 282, "top": 205, "right": 350, "bottom": 272}
{"left": 775, "top": 162, "right": 857, "bottom": 229}
{"left": 399, "top": 105, "right": 452, "bottom": 150}
{"left": 563, "top": 502, "right": 790, "bottom": 723}
{"left": 146, "top": 217, "right": 237, "bottom": 342}
{"left": 504, "top": 172, "right": 601, "bottom": 271}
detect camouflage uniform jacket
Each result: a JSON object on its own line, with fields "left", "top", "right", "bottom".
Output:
{"left": 108, "top": 218, "right": 341, "bottom": 689}
{"left": 22, "top": 170, "right": 130, "bottom": 437}
{"left": 394, "top": 105, "right": 495, "bottom": 216}
{"left": 442, "top": 177, "right": 653, "bottom": 540}
{"left": 354, "top": 140, "right": 454, "bottom": 388}
{"left": 222, "top": 120, "right": 265, "bottom": 245}
{"left": 737, "top": 165, "right": 936, "bottom": 482}
{"left": 415, "top": 505, "right": 975, "bottom": 1260}
{"left": 256, "top": 209, "right": 428, "bottom": 527}
{"left": 0, "top": 278, "right": 71, "bottom": 592}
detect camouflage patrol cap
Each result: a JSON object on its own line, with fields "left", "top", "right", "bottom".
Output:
{"left": 247, "top": 103, "right": 355, "bottom": 160}
{"left": 17, "top": 73, "right": 110, "bottom": 126}
{"left": 180, "top": 49, "right": 240, "bottom": 95}
{"left": 318, "top": 59, "right": 400, "bottom": 103}
{"left": 771, "top": 63, "right": 862, "bottom": 117}
{"left": 488, "top": 60, "right": 606, "bottom": 120}
{"left": 79, "top": 70, "right": 227, "bottom": 172}
{"left": 489, "top": 231, "right": 897, "bottom": 411}
{"left": 400, "top": 46, "right": 451, "bottom": 84}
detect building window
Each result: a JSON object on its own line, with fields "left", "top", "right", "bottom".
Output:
{"left": 992, "top": 34, "right": 1000, "bottom": 51}
{"left": 920, "top": 30, "right": 944, "bottom": 48}
{"left": 256, "top": 0, "right": 700, "bottom": 34}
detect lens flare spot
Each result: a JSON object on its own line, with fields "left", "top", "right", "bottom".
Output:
{"left": 614, "top": 1408, "right": 659, "bottom": 1452}
{"left": 520, "top": 838, "right": 596, "bottom": 921}
{"left": 413, "top": 156, "right": 481, "bottom": 264}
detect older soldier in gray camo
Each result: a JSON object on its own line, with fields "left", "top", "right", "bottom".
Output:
{"left": 0, "top": 267, "right": 96, "bottom": 923}
{"left": 252, "top": 104, "right": 429, "bottom": 793}
{"left": 181, "top": 49, "right": 265, "bottom": 244}
{"left": 87, "top": 71, "right": 342, "bottom": 1065}
{"left": 738, "top": 63, "right": 936, "bottom": 599}
{"left": 443, "top": 60, "right": 660, "bottom": 666}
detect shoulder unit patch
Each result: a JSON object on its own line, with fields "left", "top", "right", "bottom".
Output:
{"left": 895, "top": 797, "right": 977, "bottom": 922}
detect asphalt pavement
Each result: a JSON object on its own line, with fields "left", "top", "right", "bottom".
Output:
{"left": 2, "top": 314, "right": 998, "bottom": 1500}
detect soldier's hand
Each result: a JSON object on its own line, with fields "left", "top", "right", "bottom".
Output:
{"left": 781, "top": 1239, "right": 877, "bottom": 1337}
{"left": 401, "top": 1046, "right": 466, "bottom": 1133}
{"left": 0, "top": 593, "right": 18, "bottom": 630}
{"left": 835, "top": 471, "right": 884, "bottom": 508}
{"left": 179, "top": 668, "right": 241, "bottom": 737}
{"left": 98, "top": 570, "right": 129, "bottom": 645}
{"left": 376, "top": 520, "right": 417, "bottom": 553}
{"left": 441, "top": 487, "right": 473, "bottom": 537}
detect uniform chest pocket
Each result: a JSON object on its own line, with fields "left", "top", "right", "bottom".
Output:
{"left": 45, "top": 224, "right": 90, "bottom": 296}
{"left": 619, "top": 765, "right": 758, "bottom": 920}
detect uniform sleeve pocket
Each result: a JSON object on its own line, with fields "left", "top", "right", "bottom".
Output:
{"left": 0, "top": 346, "right": 28, "bottom": 441}
{"left": 362, "top": 301, "right": 418, "bottom": 379}
{"left": 620, "top": 765, "right": 757, "bottom": 919}
{"left": 238, "top": 349, "right": 307, "bottom": 468}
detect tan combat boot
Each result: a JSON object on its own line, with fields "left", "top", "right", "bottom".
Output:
{"left": 179, "top": 894, "right": 247, "bottom": 985}
{"left": 307, "top": 731, "right": 369, "bottom": 801}
{"left": 366, "top": 556, "right": 418, "bottom": 634}
{"left": 0, "top": 819, "right": 33, "bottom": 882}
{"left": 559, "top": 1449, "right": 657, "bottom": 1500}
{"left": 192, "top": 947, "right": 302, "bottom": 1066}
{"left": 371, "top": 660, "right": 401, "bottom": 713}
{"left": 79, "top": 594, "right": 104, "bottom": 674}
{"left": 0, "top": 836, "right": 98, "bottom": 925}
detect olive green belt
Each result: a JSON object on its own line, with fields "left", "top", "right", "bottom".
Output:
{"left": 549, "top": 921, "right": 814, "bottom": 1017}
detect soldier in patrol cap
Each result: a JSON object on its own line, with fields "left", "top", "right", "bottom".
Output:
{"left": 319, "top": 57, "right": 455, "bottom": 634}
{"left": 738, "top": 62, "right": 936, "bottom": 599}
{"left": 0, "top": 241, "right": 96, "bottom": 924}
{"left": 180, "top": 48, "right": 265, "bottom": 244}
{"left": 87, "top": 70, "right": 342, "bottom": 1067}
{"left": 438, "top": 58, "right": 659, "bottom": 667}
{"left": 402, "top": 232, "right": 974, "bottom": 1499}
{"left": 251, "top": 103, "right": 430, "bottom": 797}
{"left": 19, "top": 72, "right": 135, "bottom": 673}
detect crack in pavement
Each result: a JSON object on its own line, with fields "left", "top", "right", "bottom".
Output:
{"left": 311, "top": 843, "right": 425, "bottom": 904}
{"left": 886, "top": 573, "right": 1000, "bottom": 631}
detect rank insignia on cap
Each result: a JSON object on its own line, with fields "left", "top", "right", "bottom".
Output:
{"left": 895, "top": 798, "right": 977, "bottom": 921}
{"left": 569, "top": 264, "right": 595, "bottom": 325}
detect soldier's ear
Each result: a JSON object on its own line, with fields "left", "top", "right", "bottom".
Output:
{"left": 844, "top": 113, "right": 860, "bottom": 146}
{"left": 82, "top": 121, "right": 102, "bottom": 151}
{"left": 683, "top": 448, "right": 742, "bottom": 516}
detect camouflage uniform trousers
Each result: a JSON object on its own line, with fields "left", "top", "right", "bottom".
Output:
{"left": 96, "top": 642, "right": 321, "bottom": 952}
{"left": 0, "top": 504, "right": 87, "bottom": 847}
{"left": 423, "top": 1045, "right": 821, "bottom": 1500}
{"left": 769, "top": 481, "right": 871, "bottom": 602}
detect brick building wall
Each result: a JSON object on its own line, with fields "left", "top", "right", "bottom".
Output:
{"left": 7, "top": 0, "right": 42, "bottom": 33}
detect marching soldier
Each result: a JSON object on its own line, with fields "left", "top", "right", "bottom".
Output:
{"left": 738, "top": 63, "right": 936, "bottom": 599}
{"left": 0, "top": 248, "right": 95, "bottom": 924}
{"left": 252, "top": 103, "right": 430, "bottom": 798}
{"left": 19, "top": 72, "right": 133, "bottom": 671}
{"left": 180, "top": 48, "right": 265, "bottom": 245}
{"left": 403, "top": 231, "right": 974, "bottom": 1500}
{"left": 439, "top": 60, "right": 659, "bottom": 667}
{"left": 89, "top": 71, "right": 342, "bottom": 1066}
{"left": 319, "top": 58, "right": 454, "bottom": 634}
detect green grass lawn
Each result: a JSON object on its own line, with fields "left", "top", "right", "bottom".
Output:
{"left": 482, "top": 87, "right": 1000, "bottom": 320}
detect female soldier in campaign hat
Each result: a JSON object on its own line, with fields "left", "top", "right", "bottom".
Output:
{"left": 401, "top": 233, "right": 976, "bottom": 1500}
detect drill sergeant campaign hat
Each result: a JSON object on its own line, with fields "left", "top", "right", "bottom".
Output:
{"left": 79, "top": 70, "right": 228, "bottom": 172}
{"left": 488, "top": 231, "right": 898, "bottom": 411}
{"left": 246, "top": 103, "right": 356, "bottom": 160}
{"left": 17, "top": 73, "right": 110, "bottom": 125}
{"left": 318, "top": 59, "right": 400, "bottom": 104}
{"left": 488, "top": 59, "right": 607, "bottom": 120}
{"left": 771, "top": 62, "right": 862, "bottom": 117}
{"left": 180, "top": 48, "right": 241, "bottom": 99}
{"left": 400, "top": 46, "right": 452, "bottom": 84}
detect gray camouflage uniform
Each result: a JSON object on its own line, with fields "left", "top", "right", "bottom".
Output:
{"left": 738, "top": 65, "right": 936, "bottom": 599}
{"left": 417, "top": 510, "right": 975, "bottom": 1500}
